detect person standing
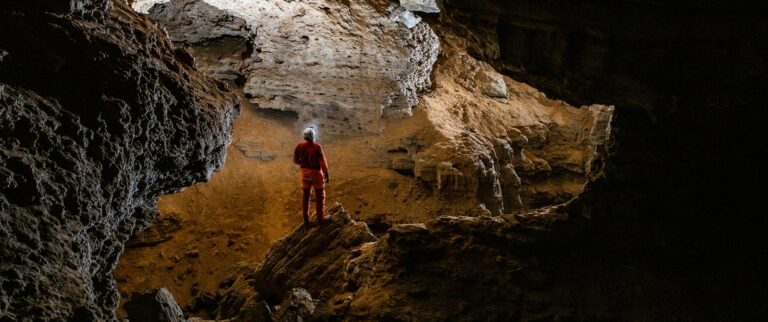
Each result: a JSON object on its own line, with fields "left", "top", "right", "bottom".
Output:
{"left": 292, "top": 128, "right": 330, "bottom": 223}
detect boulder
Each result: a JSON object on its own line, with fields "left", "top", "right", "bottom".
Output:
{"left": 126, "top": 212, "right": 184, "bottom": 247}
{"left": 123, "top": 288, "right": 185, "bottom": 322}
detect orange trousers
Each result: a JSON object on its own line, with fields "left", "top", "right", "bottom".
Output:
{"left": 300, "top": 168, "right": 325, "bottom": 221}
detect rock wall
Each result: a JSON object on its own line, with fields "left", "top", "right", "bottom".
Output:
{"left": 139, "top": 0, "right": 440, "bottom": 135}
{"left": 0, "top": 0, "right": 239, "bottom": 320}
{"left": 147, "top": 0, "right": 255, "bottom": 83}
{"left": 392, "top": 39, "right": 614, "bottom": 214}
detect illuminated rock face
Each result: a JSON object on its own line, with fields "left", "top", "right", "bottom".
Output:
{"left": 140, "top": 0, "right": 440, "bottom": 135}
{"left": 0, "top": 1, "right": 239, "bottom": 320}
{"left": 218, "top": 0, "right": 438, "bottom": 134}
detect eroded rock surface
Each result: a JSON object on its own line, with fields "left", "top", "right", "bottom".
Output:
{"left": 400, "top": 0, "right": 441, "bottom": 13}
{"left": 148, "top": 0, "right": 256, "bottom": 83}
{"left": 139, "top": 0, "right": 440, "bottom": 135}
{"left": 0, "top": 0, "right": 239, "bottom": 320}
{"left": 125, "top": 212, "right": 184, "bottom": 248}
{"left": 367, "top": 39, "right": 614, "bottom": 215}
{"left": 253, "top": 204, "right": 378, "bottom": 302}
{"left": 133, "top": 0, "right": 611, "bottom": 222}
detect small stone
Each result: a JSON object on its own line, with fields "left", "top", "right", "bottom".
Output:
{"left": 478, "top": 70, "right": 507, "bottom": 98}
{"left": 389, "top": 6, "right": 422, "bottom": 28}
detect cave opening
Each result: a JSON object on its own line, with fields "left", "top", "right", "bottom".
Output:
{"left": 114, "top": 0, "right": 614, "bottom": 318}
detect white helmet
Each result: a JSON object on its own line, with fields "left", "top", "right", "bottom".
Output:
{"left": 303, "top": 127, "right": 315, "bottom": 141}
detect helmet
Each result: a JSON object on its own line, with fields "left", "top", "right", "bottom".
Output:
{"left": 303, "top": 127, "right": 315, "bottom": 141}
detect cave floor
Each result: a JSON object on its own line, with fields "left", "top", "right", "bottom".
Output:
{"left": 114, "top": 93, "right": 469, "bottom": 313}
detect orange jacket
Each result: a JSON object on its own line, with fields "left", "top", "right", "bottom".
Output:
{"left": 293, "top": 140, "right": 329, "bottom": 175}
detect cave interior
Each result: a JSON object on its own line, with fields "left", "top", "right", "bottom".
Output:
{"left": 1, "top": 0, "right": 767, "bottom": 321}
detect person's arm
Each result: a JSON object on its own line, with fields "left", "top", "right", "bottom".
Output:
{"left": 292, "top": 144, "right": 301, "bottom": 165}
{"left": 318, "top": 144, "right": 329, "bottom": 182}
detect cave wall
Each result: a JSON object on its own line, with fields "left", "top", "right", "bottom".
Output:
{"left": 0, "top": 0, "right": 239, "bottom": 320}
{"left": 138, "top": 0, "right": 440, "bottom": 135}
{"left": 146, "top": 0, "right": 255, "bottom": 83}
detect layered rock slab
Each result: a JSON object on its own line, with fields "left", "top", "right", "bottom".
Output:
{"left": 217, "top": 204, "right": 575, "bottom": 320}
{"left": 0, "top": 0, "right": 239, "bottom": 320}
{"left": 253, "top": 204, "right": 378, "bottom": 302}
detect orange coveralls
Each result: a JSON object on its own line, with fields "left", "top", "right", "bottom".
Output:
{"left": 292, "top": 140, "right": 329, "bottom": 221}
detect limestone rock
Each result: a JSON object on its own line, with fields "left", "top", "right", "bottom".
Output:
{"left": 478, "top": 69, "right": 507, "bottom": 98}
{"left": 390, "top": 5, "right": 423, "bottom": 28}
{"left": 400, "top": 0, "right": 440, "bottom": 13}
{"left": 234, "top": 143, "right": 278, "bottom": 161}
{"left": 455, "top": 54, "right": 507, "bottom": 98}
{"left": 0, "top": 1, "right": 239, "bottom": 320}
{"left": 147, "top": 0, "right": 255, "bottom": 83}
{"left": 137, "top": 0, "right": 440, "bottom": 135}
{"left": 148, "top": 0, "right": 252, "bottom": 44}
{"left": 224, "top": 202, "right": 570, "bottom": 320}
{"left": 124, "top": 288, "right": 185, "bottom": 322}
